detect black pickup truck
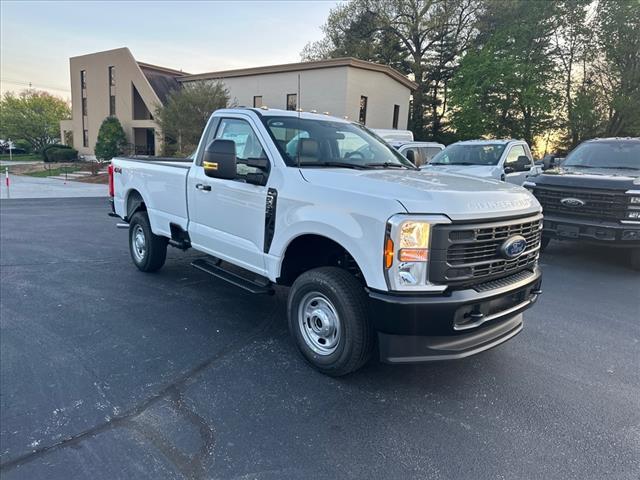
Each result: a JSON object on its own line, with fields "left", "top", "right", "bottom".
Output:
{"left": 524, "top": 138, "right": 640, "bottom": 270}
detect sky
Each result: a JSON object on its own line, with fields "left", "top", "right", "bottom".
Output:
{"left": 0, "top": 0, "right": 341, "bottom": 99}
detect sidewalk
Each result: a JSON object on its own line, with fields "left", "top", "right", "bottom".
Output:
{"left": 0, "top": 174, "right": 107, "bottom": 199}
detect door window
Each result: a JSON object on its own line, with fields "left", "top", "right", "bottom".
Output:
{"left": 403, "top": 148, "right": 424, "bottom": 166}
{"left": 419, "top": 147, "right": 442, "bottom": 164}
{"left": 215, "top": 118, "right": 267, "bottom": 177}
{"left": 505, "top": 145, "right": 529, "bottom": 171}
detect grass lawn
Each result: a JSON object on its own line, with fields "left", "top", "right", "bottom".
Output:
{"left": 0, "top": 153, "right": 42, "bottom": 161}
{"left": 26, "top": 165, "right": 86, "bottom": 177}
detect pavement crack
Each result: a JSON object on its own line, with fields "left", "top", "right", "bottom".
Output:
{"left": 0, "top": 301, "right": 281, "bottom": 474}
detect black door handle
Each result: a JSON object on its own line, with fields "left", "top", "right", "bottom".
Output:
{"left": 196, "top": 183, "right": 211, "bottom": 191}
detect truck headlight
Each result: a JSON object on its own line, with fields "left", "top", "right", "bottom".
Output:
{"left": 384, "top": 215, "right": 450, "bottom": 292}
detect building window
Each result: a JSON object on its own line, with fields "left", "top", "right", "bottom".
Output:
{"left": 109, "top": 66, "right": 115, "bottom": 86}
{"left": 109, "top": 95, "right": 116, "bottom": 116}
{"left": 80, "top": 70, "right": 87, "bottom": 90}
{"left": 63, "top": 131, "right": 73, "bottom": 147}
{"left": 359, "top": 96, "right": 368, "bottom": 124}
{"left": 286, "top": 93, "right": 297, "bottom": 111}
{"left": 81, "top": 97, "right": 87, "bottom": 116}
{"left": 83, "top": 129, "right": 89, "bottom": 148}
{"left": 132, "top": 83, "right": 152, "bottom": 120}
{"left": 253, "top": 96, "right": 263, "bottom": 108}
{"left": 392, "top": 104, "right": 400, "bottom": 129}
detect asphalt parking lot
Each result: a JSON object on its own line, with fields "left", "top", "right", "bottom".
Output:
{"left": 1, "top": 197, "right": 638, "bottom": 480}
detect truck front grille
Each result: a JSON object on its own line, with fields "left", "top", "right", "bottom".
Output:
{"left": 533, "top": 186, "right": 628, "bottom": 221}
{"left": 430, "top": 214, "right": 542, "bottom": 287}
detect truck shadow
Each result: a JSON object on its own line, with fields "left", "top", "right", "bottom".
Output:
{"left": 540, "top": 239, "right": 636, "bottom": 274}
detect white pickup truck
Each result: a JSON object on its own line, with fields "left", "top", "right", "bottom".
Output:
{"left": 423, "top": 139, "right": 542, "bottom": 185}
{"left": 109, "top": 108, "right": 543, "bottom": 376}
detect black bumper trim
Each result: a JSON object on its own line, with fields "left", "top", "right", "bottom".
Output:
{"left": 367, "top": 267, "right": 541, "bottom": 362}
{"left": 543, "top": 214, "right": 640, "bottom": 245}
{"left": 378, "top": 315, "right": 523, "bottom": 363}
{"left": 368, "top": 266, "right": 541, "bottom": 310}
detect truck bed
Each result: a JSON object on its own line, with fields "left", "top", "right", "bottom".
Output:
{"left": 112, "top": 156, "right": 192, "bottom": 236}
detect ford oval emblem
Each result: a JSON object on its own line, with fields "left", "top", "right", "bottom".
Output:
{"left": 560, "top": 197, "right": 585, "bottom": 207}
{"left": 500, "top": 235, "right": 527, "bottom": 259}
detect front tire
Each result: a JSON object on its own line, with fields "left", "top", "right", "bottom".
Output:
{"left": 630, "top": 249, "right": 640, "bottom": 271}
{"left": 287, "top": 267, "right": 374, "bottom": 376}
{"left": 128, "top": 211, "right": 167, "bottom": 272}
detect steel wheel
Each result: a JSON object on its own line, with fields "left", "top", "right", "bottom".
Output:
{"left": 297, "top": 292, "right": 342, "bottom": 356}
{"left": 131, "top": 224, "right": 146, "bottom": 263}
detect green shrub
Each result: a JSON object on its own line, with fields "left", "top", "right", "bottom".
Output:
{"left": 42, "top": 143, "right": 71, "bottom": 162}
{"left": 14, "top": 139, "right": 32, "bottom": 153}
{"left": 95, "top": 117, "right": 126, "bottom": 160}
{"left": 46, "top": 147, "right": 78, "bottom": 162}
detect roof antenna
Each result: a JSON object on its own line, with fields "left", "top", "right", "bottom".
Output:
{"left": 297, "top": 73, "right": 301, "bottom": 169}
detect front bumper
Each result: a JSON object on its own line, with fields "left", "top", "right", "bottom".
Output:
{"left": 543, "top": 214, "right": 640, "bottom": 246}
{"left": 369, "top": 267, "right": 542, "bottom": 363}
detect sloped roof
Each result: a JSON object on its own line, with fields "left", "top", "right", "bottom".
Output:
{"left": 137, "top": 63, "right": 187, "bottom": 103}
{"left": 178, "top": 57, "right": 417, "bottom": 90}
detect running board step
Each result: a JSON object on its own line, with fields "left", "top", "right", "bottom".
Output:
{"left": 191, "top": 259, "right": 274, "bottom": 295}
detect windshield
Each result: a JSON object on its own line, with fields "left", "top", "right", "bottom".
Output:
{"left": 563, "top": 141, "right": 640, "bottom": 170}
{"left": 430, "top": 143, "right": 506, "bottom": 166}
{"left": 261, "top": 116, "right": 415, "bottom": 169}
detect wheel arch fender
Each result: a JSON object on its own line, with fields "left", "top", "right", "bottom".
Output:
{"left": 271, "top": 221, "right": 384, "bottom": 290}
{"left": 125, "top": 189, "right": 147, "bottom": 221}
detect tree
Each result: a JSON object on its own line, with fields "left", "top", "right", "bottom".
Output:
{"left": 593, "top": 0, "right": 640, "bottom": 136}
{"left": 301, "top": 0, "right": 479, "bottom": 141}
{"left": 95, "top": 117, "right": 127, "bottom": 161}
{"left": 302, "top": 7, "right": 409, "bottom": 73}
{"left": 155, "top": 81, "right": 231, "bottom": 156}
{"left": 449, "top": 0, "right": 560, "bottom": 147}
{"left": 0, "top": 90, "right": 70, "bottom": 152}
{"left": 553, "top": 0, "right": 593, "bottom": 148}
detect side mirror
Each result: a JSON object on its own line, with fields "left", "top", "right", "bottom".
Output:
{"left": 516, "top": 155, "right": 531, "bottom": 171}
{"left": 203, "top": 139, "right": 236, "bottom": 179}
{"left": 405, "top": 149, "right": 416, "bottom": 164}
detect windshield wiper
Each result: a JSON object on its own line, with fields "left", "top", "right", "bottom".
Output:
{"left": 364, "top": 162, "right": 416, "bottom": 170}
{"left": 603, "top": 166, "right": 640, "bottom": 170}
{"left": 298, "top": 161, "right": 367, "bottom": 170}
{"left": 430, "top": 162, "right": 481, "bottom": 166}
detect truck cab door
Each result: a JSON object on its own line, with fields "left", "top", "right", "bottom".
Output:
{"left": 502, "top": 144, "right": 533, "bottom": 185}
{"left": 187, "top": 115, "right": 271, "bottom": 275}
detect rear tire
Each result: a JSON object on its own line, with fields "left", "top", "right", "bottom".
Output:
{"left": 287, "top": 267, "right": 374, "bottom": 376}
{"left": 540, "top": 236, "right": 551, "bottom": 252}
{"left": 630, "top": 249, "right": 640, "bottom": 272}
{"left": 128, "top": 211, "right": 167, "bottom": 272}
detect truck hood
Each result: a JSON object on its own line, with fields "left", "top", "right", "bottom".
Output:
{"left": 299, "top": 168, "right": 541, "bottom": 221}
{"left": 421, "top": 164, "right": 500, "bottom": 178}
{"left": 531, "top": 166, "right": 639, "bottom": 191}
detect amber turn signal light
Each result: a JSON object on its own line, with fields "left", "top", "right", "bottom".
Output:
{"left": 399, "top": 248, "right": 428, "bottom": 262}
{"left": 384, "top": 238, "right": 394, "bottom": 269}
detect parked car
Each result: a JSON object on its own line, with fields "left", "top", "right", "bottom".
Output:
{"left": 422, "top": 139, "right": 542, "bottom": 185}
{"left": 371, "top": 128, "right": 414, "bottom": 143}
{"left": 109, "top": 108, "right": 543, "bottom": 376}
{"left": 524, "top": 137, "right": 640, "bottom": 269}
{"left": 369, "top": 129, "right": 445, "bottom": 166}
{"left": 391, "top": 141, "right": 445, "bottom": 167}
